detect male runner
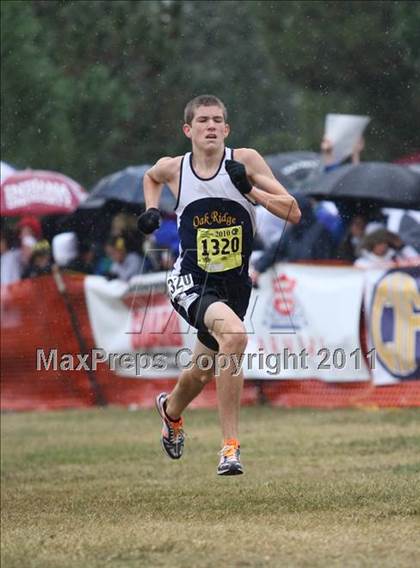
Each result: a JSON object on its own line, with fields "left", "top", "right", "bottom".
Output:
{"left": 138, "top": 95, "right": 301, "bottom": 475}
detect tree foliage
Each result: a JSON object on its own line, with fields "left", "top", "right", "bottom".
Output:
{"left": 254, "top": 0, "right": 420, "bottom": 159}
{"left": 1, "top": 0, "right": 419, "bottom": 188}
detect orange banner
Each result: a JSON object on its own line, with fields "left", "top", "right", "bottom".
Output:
{"left": 1, "top": 274, "right": 419, "bottom": 410}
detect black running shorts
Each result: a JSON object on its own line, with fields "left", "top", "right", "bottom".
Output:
{"left": 167, "top": 272, "right": 252, "bottom": 351}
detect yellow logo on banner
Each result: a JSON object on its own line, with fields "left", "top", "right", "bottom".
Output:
{"left": 371, "top": 271, "right": 420, "bottom": 377}
{"left": 197, "top": 225, "right": 242, "bottom": 272}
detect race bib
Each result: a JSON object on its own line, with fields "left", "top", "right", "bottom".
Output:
{"left": 197, "top": 225, "right": 243, "bottom": 272}
{"left": 167, "top": 273, "right": 194, "bottom": 302}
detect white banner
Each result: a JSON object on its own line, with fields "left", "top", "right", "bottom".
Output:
{"left": 85, "top": 265, "right": 370, "bottom": 381}
{"left": 84, "top": 274, "right": 195, "bottom": 378}
{"left": 245, "top": 264, "right": 369, "bottom": 380}
{"left": 363, "top": 265, "right": 420, "bottom": 385}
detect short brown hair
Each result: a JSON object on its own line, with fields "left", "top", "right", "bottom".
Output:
{"left": 184, "top": 95, "right": 227, "bottom": 125}
{"left": 361, "top": 229, "right": 392, "bottom": 251}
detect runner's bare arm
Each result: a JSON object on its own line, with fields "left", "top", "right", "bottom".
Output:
{"left": 236, "top": 148, "right": 301, "bottom": 224}
{"left": 143, "top": 157, "right": 178, "bottom": 209}
{"left": 249, "top": 187, "right": 301, "bottom": 224}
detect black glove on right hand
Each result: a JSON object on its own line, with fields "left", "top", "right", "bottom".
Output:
{"left": 137, "top": 208, "right": 161, "bottom": 234}
{"left": 225, "top": 159, "right": 253, "bottom": 195}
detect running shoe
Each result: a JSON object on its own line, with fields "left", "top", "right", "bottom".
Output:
{"left": 155, "top": 392, "right": 185, "bottom": 460}
{"left": 217, "top": 439, "right": 243, "bottom": 475}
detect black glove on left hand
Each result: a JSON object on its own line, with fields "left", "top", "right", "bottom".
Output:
{"left": 225, "top": 159, "right": 253, "bottom": 195}
{"left": 137, "top": 207, "right": 161, "bottom": 234}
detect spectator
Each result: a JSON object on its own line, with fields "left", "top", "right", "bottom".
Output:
{"left": 17, "top": 216, "right": 42, "bottom": 241}
{"left": 22, "top": 240, "right": 52, "bottom": 279}
{"left": 336, "top": 214, "right": 368, "bottom": 262}
{"left": 317, "top": 133, "right": 366, "bottom": 240}
{"left": 0, "top": 227, "right": 21, "bottom": 285}
{"left": 250, "top": 206, "right": 287, "bottom": 269}
{"left": 66, "top": 241, "right": 96, "bottom": 275}
{"left": 52, "top": 232, "right": 95, "bottom": 275}
{"left": 106, "top": 236, "right": 145, "bottom": 281}
{"left": 355, "top": 229, "right": 419, "bottom": 267}
{"left": 255, "top": 205, "right": 286, "bottom": 250}
{"left": 52, "top": 232, "right": 78, "bottom": 268}
{"left": 383, "top": 208, "right": 420, "bottom": 253}
{"left": 94, "top": 246, "right": 113, "bottom": 276}
{"left": 315, "top": 200, "right": 344, "bottom": 245}
{"left": 153, "top": 214, "right": 180, "bottom": 259}
{"left": 321, "top": 136, "right": 365, "bottom": 171}
{"left": 110, "top": 212, "right": 137, "bottom": 238}
{"left": 110, "top": 212, "right": 143, "bottom": 254}
{"left": 20, "top": 234, "right": 37, "bottom": 267}
{"left": 143, "top": 213, "right": 180, "bottom": 271}
{"left": 252, "top": 194, "right": 334, "bottom": 280}
{"left": 16, "top": 216, "right": 41, "bottom": 269}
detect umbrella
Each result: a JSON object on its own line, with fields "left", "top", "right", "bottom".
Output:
{"left": 264, "top": 152, "right": 321, "bottom": 189}
{"left": 302, "top": 162, "right": 420, "bottom": 209}
{"left": 1, "top": 170, "right": 87, "bottom": 217}
{"left": 79, "top": 165, "right": 176, "bottom": 212}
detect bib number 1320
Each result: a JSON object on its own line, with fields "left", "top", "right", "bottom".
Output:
{"left": 201, "top": 235, "right": 240, "bottom": 256}
{"left": 197, "top": 225, "right": 243, "bottom": 272}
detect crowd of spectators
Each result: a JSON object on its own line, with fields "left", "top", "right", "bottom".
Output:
{"left": 0, "top": 211, "right": 180, "bottom": 285}
{"left": 2, "top": 202, "right": 418, "bottom": 288}
{"left": 249, "top": 135, "right": 419, "bottom": 283}
{"left": 1, "top": 136, "right": 419, "bottom": 287}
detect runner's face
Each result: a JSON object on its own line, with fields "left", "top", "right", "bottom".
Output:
{"left": 183, "top": 105, "right": 229, "bottom": 150}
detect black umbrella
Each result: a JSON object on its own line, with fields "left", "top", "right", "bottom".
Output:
{"left": 264, "top": 152, "right": 321, "bottom": 189}
{"left": 302, "top": 162, "right": 420, "bottom": 209}
{"left": 79, "top": 165, "right": 176, "bottom": 212}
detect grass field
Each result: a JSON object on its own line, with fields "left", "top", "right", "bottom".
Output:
{"left": 1, "top": 406, "right": 420, "bottom": 568}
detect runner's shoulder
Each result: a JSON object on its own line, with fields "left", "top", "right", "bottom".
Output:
{"left": 234, "top": 147, "right": 262, "bottom": 164}
{"left": 155, "top": 155, "right": 183, "bottom": 171}
{"left": 233, "top": 148, "right": 265, "bottom": 172}
{"left": 148, "top": 156, "right": 183, "bottom": 183}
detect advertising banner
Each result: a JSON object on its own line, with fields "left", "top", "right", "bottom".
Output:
{"left": 364, "top": 265, "right": 420, "bottom": 385}
{"left": 84, "top": 273, "right": 193, "bottom": 378}
{"left": 85, "top": 265, "right": 370, "bottom": 381}
{"left": 245, "top": 264, "right": 370, "bottom": 380}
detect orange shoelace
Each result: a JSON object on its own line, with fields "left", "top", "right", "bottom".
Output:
{"left": 221, "top": 438, "right": 240, "bottom": 458}
{"left": 170, "top": 417, "right": 184, "bottom": 439}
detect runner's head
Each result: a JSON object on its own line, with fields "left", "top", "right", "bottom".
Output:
{"left": 184, "top": 95, "right": 227, "bottom": 125}
{"left": 183, "top": 95, "right": 229, "bottom": 151}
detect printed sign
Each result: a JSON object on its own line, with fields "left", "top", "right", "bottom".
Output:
{"left": 364, "top": 265, "right": 420, "bottom": 384}
{"left": 85, "top": 265, "right": 371, "bottom": 381}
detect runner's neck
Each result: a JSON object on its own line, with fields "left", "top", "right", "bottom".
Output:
{"left": 191, "top": 146, "right": 225, "bottom": 178}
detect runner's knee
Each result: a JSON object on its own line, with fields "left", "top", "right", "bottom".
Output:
{"left": 217, "top": 325, "right": 248, "bottom": 354}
